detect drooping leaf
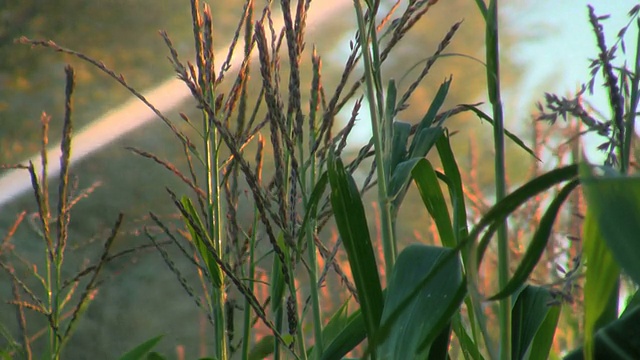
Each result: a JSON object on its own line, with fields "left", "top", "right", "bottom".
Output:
{"left": 489, "top": 179, "right": 579, "bottom": 300}
{"left": 511, "top": 285, "right": 560, "bottom": 360}
{"left": 462, "top": 104, "right": 539, "bottom": 160}
{"left": 375, "top": 244, "right": 464, "bottom": 359}
{"left": 117, "top": 335, "right": 163, "bottom": 360}
{"left": 327, "top": 151, "right": 384, "bottom": 351}
{"left": 473, "top": 165, "right": 579, "bottom": 267}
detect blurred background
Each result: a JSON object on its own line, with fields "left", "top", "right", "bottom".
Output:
{"left": 1, "top": 0, "right": 638, "bottom": 358}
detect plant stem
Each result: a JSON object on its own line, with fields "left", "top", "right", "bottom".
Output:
{"left": 354, "top": 0, "right": 396, "bottom": 277}
{"left": 623, "top": 20, "right": 640, "bottom": 174}
{"left": 241, "top": 207, "right": 259, "bottom": 360}
{"left": 484, "top": 1, "right": 511, "bottom": 358}
{"left": 204, "top": 96, "right": 227, "bottom": 360}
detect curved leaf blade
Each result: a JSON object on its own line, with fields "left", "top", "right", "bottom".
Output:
{"left": 118, "top": 335, "right": 163, "bottom": 360}
{"left": 511, "top": 285, "right": 560, "bottom": 360}
{"left": 327, "top": 151, "right": 384, "bottom": 349}
{"left": 376, "top": 244, "right": 464, "bottom": 359}
{"left": 411, "top": 158, "right": 456, "bottom": 248}
{"left": 489, "top": 179, "right": 579, "bottom": 300}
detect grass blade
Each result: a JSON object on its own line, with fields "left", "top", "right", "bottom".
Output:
{"left": 511, "top": 285, "right": 560, "bottom": 360}
{"left": 411, "top": 158, "right": 456, "bottom": 248}
{"left": 180, "top": 196, "right": 223, "bottom": 288}
{"left": 327, "top": 151, "right": 384, "bottom": 354}
{"left": 319, "top": 303, "right": 367, "bottom": 360}
{"left": 489, "top": 179, "right": 580, "bottom": 300}
{"left": 473, "top": 165, "right": 579, "bottom": 266}
{"left": 117, "top": 335, "right": 163, "bottom": 360}
{"left": 462, "top": 104, "right": 539, "bottom": 161}
{"left": 436, "top": 132, "right": 469, "bottom": 244}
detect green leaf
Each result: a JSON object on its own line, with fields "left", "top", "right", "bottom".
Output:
{"left": 270, "top": 233, "right": 287, "bottom": 313}
{"left": 564, "top": 305, "right": 640, "bottom": 360}
{"left": 409, "top": 78, "right": 451, "bottom": 142}
{"left": 249, "top": 335, "right": 275, "bottom": 360}
{"left": 462, "top": 104, "right": 539, "bottom": 160}
{"left": 436, "top": 133, "right": 469, "bottom": 243}
{"left": 321, "top": 299, "right": 351, "bottom": 348}
{"left": 408, "top": 127, "right": 444, "bottom": 160}
{"left": 528, "top": 301, "right": 561, "bottom": 360}
{"left": 411, "top": 158, "right": 456, "bottom": 248}
{"left": 580, "top": 163, "right": 640, "bottom": 286}
{"left": 511, "top": 285, "right": 560, "bottom": 360}
{"left": 180, "top": 196, "right": 223, "bottom": 288}
{"left": 489, "top": 180, "right": 579, "bottom": 300}
{"left": 473, "top": 165, "right": 579, "bottom": 266}
{"left": 327, "top": 151, "right": 384, "bottom": 351}
{"left": 145, "top": 352, "right": 167, "bottom": 360}
{"left": 376, "top": 244, "right": 465, "bottom": 359}
{"left": 117, "top": 335, "right": 163, "bottom": 360}
{"left": 320, "top": 306, "right": 367, "bottom": 360}
{"left": 582, "top": 208, "right": 620, "bottom": 359}
{"left": 296, "top": 172, "right": 328, "bottom": 249}
{"left": 390, "top": 121, "right": 411, "bottom": 172}
{"left": 452, "top": 314, "right": 485, "bottom": 360}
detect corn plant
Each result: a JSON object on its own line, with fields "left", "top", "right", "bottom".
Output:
{"left": 7, "top": 0, "right": 640, "bottom": 359}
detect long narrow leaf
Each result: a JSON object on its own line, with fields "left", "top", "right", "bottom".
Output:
{"left": 511, "top": 285, "right": 560, "bottom": 360}
{"left": 320, "top": 306, "right": 367, "bottom": 360}
{"left": 412, "top": 158, "right": 456, "bottom": 248}
{"left": 436, "top": 132, "right": 468, "bottom": 243}
{"left": 489, "top": 180, "right": 580, "bottom": 300}
{"left": 181, "top": 196, "right": 223, "bottom": 288}
{"left": 117, "top": 335, "right": 163, "bottom": 360}
{"left": 462, "top": 104, "right": 539, "bottom": 160}
{"left": 473, "top": 165, "right": 579, "bottom": 266}
{"left": 327, "top": 151, "right": 384, "bottom": 352}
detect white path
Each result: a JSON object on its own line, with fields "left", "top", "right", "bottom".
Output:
{"left": 0, "top": 0, "right": 350, "bottom": 208}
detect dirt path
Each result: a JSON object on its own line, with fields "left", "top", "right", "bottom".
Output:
{"left": 0, "top": 1, "right": 350, "bottom": 208}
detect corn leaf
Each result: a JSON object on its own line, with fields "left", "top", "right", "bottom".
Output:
{"left": 376, "top": 244, "right": 464, "bottom": 359}
{"left": 489, "top": 180, "right": 579, "bottom": 300}
{"left": 511, "top": 285, "right": 560, "bottom": 360}
{"left": 327, "top": 151, "right": 384, "bottom": 352}
{"left": 117, "top": 335, "right": 163, "bottom": 360}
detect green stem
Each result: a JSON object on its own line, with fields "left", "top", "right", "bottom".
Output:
{"left": 241, "top": 207, "right": 259, "bottom": 360}
{"left": 623, "top": 21, "right": 640, "bottom": 174}
{"left": 354, "top": 0, "right": 396, "bottom": 277}
{"left": 204, "top": 98, "right": 227, "bottom": 360}
{"left": 484, "top": 1, "right": 511, "bottom": 358}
